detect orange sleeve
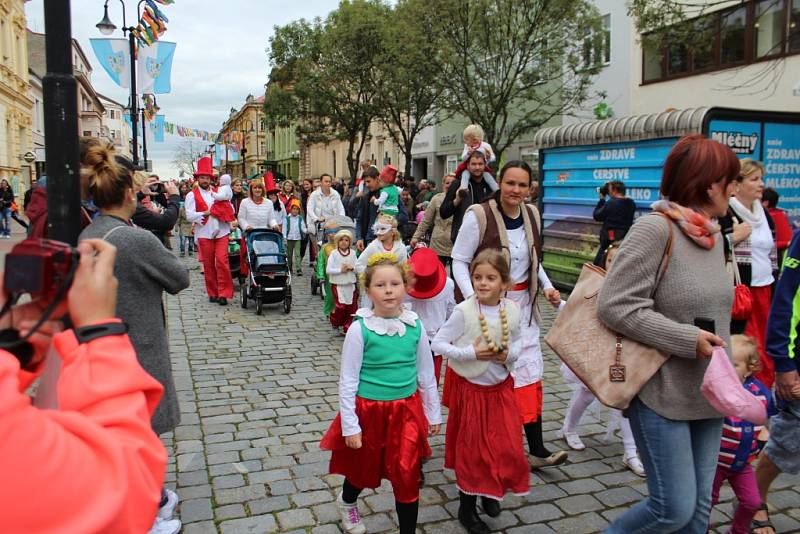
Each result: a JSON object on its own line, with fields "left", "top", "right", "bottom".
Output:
{"left": 0, "top": 328, "right": 167, "bottom": 534}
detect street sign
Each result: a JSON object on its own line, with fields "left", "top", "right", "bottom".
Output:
{"left": 23, "top": 151, "right": 36, "bottom": 163}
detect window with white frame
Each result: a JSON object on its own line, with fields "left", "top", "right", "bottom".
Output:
{"left": 583, "top": 14, "right": 612, "bottom": 69}
{"left": 446, "top": 155, "right": 459, "bottom": 174}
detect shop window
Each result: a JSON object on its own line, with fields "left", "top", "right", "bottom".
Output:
{"left": 755, "top": 0, "right": 786, "bottom": 58}
{"left": 720, "top": 7, "right": 747, "bottom": 64}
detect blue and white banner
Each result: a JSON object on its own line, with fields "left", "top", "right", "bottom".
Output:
{"left": 89, "top": 38, "right": 131, "bottom": 89}
{"left": 137, "top": 41, "right": 177, "bottom": 94}
{"left": 152, "top": 115, "right": 165, "bottom": 143}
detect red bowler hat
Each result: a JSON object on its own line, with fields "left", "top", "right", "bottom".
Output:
{"left": 263, "top": 171, "right": 280, "bottom": 194}
{"left": 408, "top": 247, "right": 447, "bottom": 299}
{"left": 379, "top": 164, "right": 398, "bottom": 185}
{"left": 193, "top": 156, "right": 216, "bottom": 177}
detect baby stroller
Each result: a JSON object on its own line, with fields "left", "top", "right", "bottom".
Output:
{"left": 240, "top": 229, "right": 292, "bottom": 315}
{"left": 228, "top": 228, "right": 244, "bottom": 286}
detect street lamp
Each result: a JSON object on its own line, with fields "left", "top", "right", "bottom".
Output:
{"left": 96, "top": 0, "right": 146, "bottom": 167}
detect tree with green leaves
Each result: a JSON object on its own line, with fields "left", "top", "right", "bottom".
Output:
{"left": 373, "top": 0, "right": 448, "bottom": 176}
{"left": 432, "top": 0, "right": 603, "bottom": 161}
{"left": 264, "top": 0, "right": 390, "bottom": 180}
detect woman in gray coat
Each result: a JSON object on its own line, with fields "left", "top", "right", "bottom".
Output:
{"left": 79, "top": 145, "right": 189, "bottom": 534}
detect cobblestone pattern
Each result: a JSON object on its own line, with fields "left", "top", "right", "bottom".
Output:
{"left": 164, "top": 253, "right": 800, "bottom": 533}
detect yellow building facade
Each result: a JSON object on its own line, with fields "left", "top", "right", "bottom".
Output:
{"left": 219, "top": 95, "right": 267, "bottom": 179}
{"left": 0, "top": 0, "right": 33, "bottom": 195}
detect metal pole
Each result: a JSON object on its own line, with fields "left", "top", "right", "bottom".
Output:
{"left": 128, "top": 30, "right": 139, "bottom": 166}
{"left": 141, "top": 108, "right": 148, "bottom": 171}
{"left": 43, "top": 0, "right": 81, "bottom": 245}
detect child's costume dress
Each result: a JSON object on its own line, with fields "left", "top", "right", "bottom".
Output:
{"left": 432, "top": 295, "right": 530, "bottom": 499}
{"left": 320, "top": 306, "right": 442, "bottom": 503}
{"left": 210, "top": 185, "right": 236, "bottom": 223}
{"left": 327, "top": 248, "right": 358, "bottom": 331}
{"left": 316, "top": 242, "right": 337, "bottom": 317}
{"left": 374, "top": 185, "right": 400, "bottom": 216}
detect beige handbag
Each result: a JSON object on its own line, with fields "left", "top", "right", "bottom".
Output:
{"left": 544, "top": 215, "right": 674, "bottom": 410}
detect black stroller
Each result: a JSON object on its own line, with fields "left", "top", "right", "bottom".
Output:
{"left": 240, "top": 229, "right": 292, "bottom": 314}
{"left": 228, "top": 228, "right": 245, "bottom": 286}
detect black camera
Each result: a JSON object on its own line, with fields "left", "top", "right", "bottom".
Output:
{"left": 4, "top": 239, "right": 79, "bottom": 301}
{"left": 599, "top": 183, "right": 610, "bottom": 196}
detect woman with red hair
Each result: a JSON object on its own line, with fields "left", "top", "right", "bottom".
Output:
{"left": 598, "top": 134, "right": 739, "bottom": 533}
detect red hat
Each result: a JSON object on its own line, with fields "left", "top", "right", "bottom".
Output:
{"left": 379, "top": 164, "right": 398, "bottom": 185}
{"left": 194, "top": 156, "right": 216, "bottom": 177}
{"left": 263, "top": 171, "right": 279, "bottom": 194}
{"left": 408, "top": 247, "right": 447, "bottom": 299}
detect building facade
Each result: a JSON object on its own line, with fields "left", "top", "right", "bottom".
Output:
{"left": 265, "top": 123, "right": 299, "bottom": 181}
{"left": 98, "top": 93, "right": 131, "bottom": 159}
{"left": 218, "top": 94, "right": 267, "bottom": 179}
{"left": 28, "top": 67, "right": 43, "bottom": 179}
{"left": 1, "top": 0, "right": 33, "bottom": 195}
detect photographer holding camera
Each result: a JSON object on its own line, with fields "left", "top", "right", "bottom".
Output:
{"left": 593, "top": 180, "right": 636, "bottom": 266}
{"left": 0, "top": 238, "right": 168, "bottom": 533}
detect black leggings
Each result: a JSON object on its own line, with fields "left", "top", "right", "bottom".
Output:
{"left": 342, "top": 479, "right": 418, "bottom": 534}
{"left": 524, "top": 420, "right": 551, "bottom": 458}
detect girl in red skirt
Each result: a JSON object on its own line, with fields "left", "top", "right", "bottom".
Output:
{"left": 326, "top": 229, "right": 358, "bottom": 333}
{"left": 432, "top": 249, "right": 529, "bottom": 534}
{"left": 320, "top": 252, "right": 442, "bottom": 534}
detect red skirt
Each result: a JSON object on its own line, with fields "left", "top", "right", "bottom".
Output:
{"left": 444, "top": 373, "right": 530, "bottom": 499}
{"left": 329, "top": 285, "right": 358, "bottom": 331}
{"left": 514, "top": 382, "right": 543, "bottom": 424}
{"left": 746, "top": 285, "right": 775, "bottom": 388}
{"left": 320, "top": 393, "right": 430, "bottom": 503}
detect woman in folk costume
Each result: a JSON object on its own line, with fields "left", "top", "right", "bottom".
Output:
{"left": 449, "top": 160, "right": 567, "bottom": 470}
{"left": 432, "top": 249, "right": 528, "bottom": 534}
{"left": 327, "top": 229, "right": 359, "bottom": 334}
{"left": 405, "top": 247, "right": 456, "bottom": 386}
{"left": 321, "top": 253, "right": 442, "bottom": 534}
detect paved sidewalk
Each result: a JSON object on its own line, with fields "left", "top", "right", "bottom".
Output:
{"left": 164, "top": 253, "right": 800, "bottom": 534}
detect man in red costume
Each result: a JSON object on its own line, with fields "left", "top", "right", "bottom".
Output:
{"left": 185, "top": 156, "right": 233, "bottom": 305}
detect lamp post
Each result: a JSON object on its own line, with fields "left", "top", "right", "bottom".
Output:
{"left": 96, "top": 0, "right": 146, "bottom": 167}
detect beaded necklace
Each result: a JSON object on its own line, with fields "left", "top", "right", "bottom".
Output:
{"left": 477, "top": 300, "right": 509, "bottom": 353}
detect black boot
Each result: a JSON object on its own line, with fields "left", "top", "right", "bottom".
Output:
{"left": 458, "top": 492, "right": 490, "bottom": 534}
{"left": 218, "top": 297, "right": 228, "bottom": 306}
{"left": 481, "top": 496, "right": 501, "bottom": 518}
{"left": 209, "top": 296, "right": 219, "bottom": 303}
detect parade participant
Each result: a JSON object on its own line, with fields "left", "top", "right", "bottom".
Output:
{"left": 279, "top": 179, "right": 298, "bottom": 211}
{"left": 721, "top": 159, "right": 778, "bottom": 388}
{"left": 177, "top": 183, "right": 194, "bottom": 257}
{"left": 456, "top": 124, "right": 498, "bottom": 193}
{"left": 356, "top": 215, "right": 408, "bottom": 308}
{"left": 185, "top": 156, "right": 233, "bottom": 305}
{"left": 761, "top": 188, "right": 792, "bottom": 266}
{"left": 318, "top": 219, "right": 344, "bottom": 320}
{"left": 372, "top": 164, "right": 400, "bottom": 216}
{"left": 209, "top": 174, "right": 236, "bottom": 224}
{"left": 752, "top": 230, "right": 800, "bottom": 534}
{"left": 266, "top": 174, "right": 287, "bottom": 232}
{"left": 300, "top": 178, "right": 314, "bottom": 266}
{"left": 320, "top": 253, "right": 442, "bottom": 534}
{"left": 450, "top": 160, "right": 567, "bottom": 469}
{"left": 307, "top": 173, "right": 346, "bottom": 263}
{"left": 283, "top": 198, "right": 307, "bottom": 276}
{"left": 710, "top": 335, "right": 775, "bottom": 534}
{"left": 355, "top": 167, "right": 410, "bottom": 251}
{"left": 432, "top": 249, "right": 528, "bottom": 534}
{"left": 0, "top": 238, "right": 170, "bottom": 534}
{"left": 406, "top": 247, "right": 455, "bottom": 385}
{"left": 598, "top": 134, "right": 738, "bottom": 534}
{"left": 556, "top": 242, "right": 645, "bottom": 476}
{"left": 440, "top": 151, "right": 495, "bottom": 243}
{"left": 411, "top": 173, "right": 456, "bottom": 269}
{"left": 79, "top": 144, "right": 190, "bottom": 534}
{"left": 238, "top": 177, "right": 280, "bottom": 232}
{"left": 231, "top": 178, "right": 246, "bottom": 215}
{"left": 327, "top": 229, "right": 359, "bottom": 334}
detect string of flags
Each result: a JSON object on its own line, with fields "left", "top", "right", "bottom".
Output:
{"left": 132, "top": 0, "right": 174, "bottom": 49}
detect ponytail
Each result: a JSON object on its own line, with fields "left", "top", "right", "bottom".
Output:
{"left": 84, "top": 145, "right": 132, "bottom": 208}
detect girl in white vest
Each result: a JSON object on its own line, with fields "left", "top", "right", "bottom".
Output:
{"left": 320, "top": 253, "right": 442, "bottom": 534}
{"left": 326, "top": 229, "right": 358, "bottom": 334}
{"left": 432, "top": 249, "right": 529, "bottom": 534}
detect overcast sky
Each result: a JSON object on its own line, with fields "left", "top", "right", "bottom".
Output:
{"left": 25, "top": 0, "right": 340, "bottom": 178}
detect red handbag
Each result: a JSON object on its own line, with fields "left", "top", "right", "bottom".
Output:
{"left": 731, "top": 258, "right": 752, "bottom": 321}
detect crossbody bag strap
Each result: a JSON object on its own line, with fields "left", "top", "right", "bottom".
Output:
{"left": 651, "top": 212, "right": 675, "bottom": 298}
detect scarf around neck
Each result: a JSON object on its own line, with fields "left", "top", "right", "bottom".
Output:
{"left": 728, "top": 196, "right": 766, "bottom": 228}
{"left": 651, "top": 199, "right": 720, "bottom": 250}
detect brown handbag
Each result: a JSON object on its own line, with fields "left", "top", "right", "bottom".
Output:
{"left": 544, "top": 214, "right": 674, "bottom": 410}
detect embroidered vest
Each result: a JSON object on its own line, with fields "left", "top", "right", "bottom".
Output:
{"left": 357, "top": 317, "right": 421, "bottom": 400}
{"left": 448, "top": 295, "right": 520, "bottom": 379}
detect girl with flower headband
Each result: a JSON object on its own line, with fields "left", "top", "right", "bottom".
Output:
{"left": 356, "top": 214, "right": 408, "bottom": 308}
{"left": 432, "top": 249, "right": 528, "bottom": 533}
{"left": 320, "top": 253, "right": 442, "bottom": 534}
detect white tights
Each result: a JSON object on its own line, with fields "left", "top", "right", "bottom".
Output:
{"left": 563, "top": 386, "right": 637, "bottom": 457}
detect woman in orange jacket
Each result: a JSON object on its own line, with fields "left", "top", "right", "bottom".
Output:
{"left": 0, "top": 238, "right": 168, "bottom": 533}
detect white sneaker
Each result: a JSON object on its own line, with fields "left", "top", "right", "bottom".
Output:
{"left": 337, "top": 491, "right": 366, "bottom": 534}
{"left": 148, "top": 517, "right": 182, "bottom": 534}
{"left": 158, "top": 489, "right": 180, "bottom": 520}
{"left": 557, "top": 429, "right": 586, "bottom": 451}
{"left": 623, "top": 453, "right": 646, "bottom": 477}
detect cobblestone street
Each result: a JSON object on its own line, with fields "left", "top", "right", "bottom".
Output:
{"left": 164, "top": 256, "right": 800, "bottom": 534}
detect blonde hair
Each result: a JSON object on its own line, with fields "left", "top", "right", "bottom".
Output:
{"left": 463, "top": 124, "right": 485, "bottom": 144}
{"left": 375, "top": 213, "right": 401, "bottom": 241}
{"left": 361, "top": 252, "right": 411, "bottom": 288}
{"left": 334, "top": 229, "right": 353, "bottom": 246}
{"left": 739, "top": 159, "right": 765, "bottom": 180}
{"left": 132, "top": 170, "right": 149, "bottom": 191}
{"left": 84, "top": 145, "right": 132, "bottom": 209}
{"left": 732, "top": 335, "right": 761, "bottom": 373}
{"left": 469, "top": 249, "right": 511, "bottom": 284}
{"left": 248, "top": 178, "right": 265, "bottom": 201}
